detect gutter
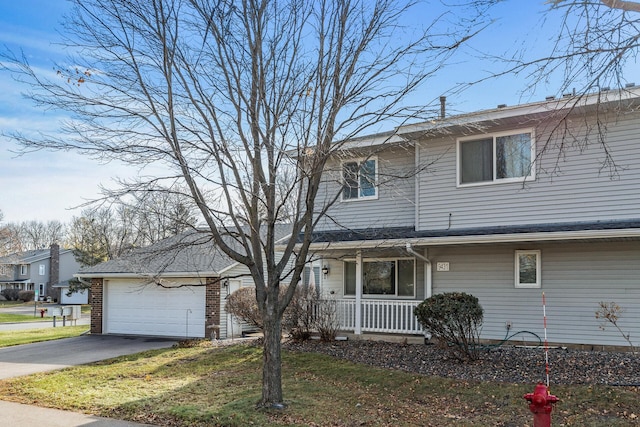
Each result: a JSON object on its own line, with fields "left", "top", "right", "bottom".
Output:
{"left": 405, "top": 243, "right": 432, "bottom": 299}
{"left": 305, "top": 227, "right": 640, "bottom": 251}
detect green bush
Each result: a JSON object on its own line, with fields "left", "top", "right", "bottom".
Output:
{"left": 414, "top": 292, "right": 484, "bottom": 362}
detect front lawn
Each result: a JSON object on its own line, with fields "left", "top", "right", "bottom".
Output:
{"left": 0, "top": 313, "right": 50, "bottom": 323}
{"left": 0, "top": 326, "right": 88, "bottom": 348}
{"left": 0, "top": 341, "right": 637, "bottom": 426}
{"left": 0, "top": 301, "right": 26, "bottom": 308}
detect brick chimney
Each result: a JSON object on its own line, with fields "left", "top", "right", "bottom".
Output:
{"left": 49, "top": 244, "right": 60, "bottom": 300}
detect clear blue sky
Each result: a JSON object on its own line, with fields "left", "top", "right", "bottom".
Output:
{"left": 0, "top": 1, "right": 619, "bottom": 224}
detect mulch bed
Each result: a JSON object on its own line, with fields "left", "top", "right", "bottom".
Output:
{"left": 283, "top": 339, "right": 640, "bottom": 386}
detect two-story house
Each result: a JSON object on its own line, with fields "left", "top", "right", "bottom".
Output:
{"left": 307, "top": 88, "right": 640, "bottom": 349}
{"left": 0, "top": 244, "right": 84, "bottom": 303}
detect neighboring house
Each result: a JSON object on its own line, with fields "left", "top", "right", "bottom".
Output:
{"left": 77, "top": 226, "right": 292, "bottom": 339}
{"left": 306, "top": 88, "right": 640, "bottom": 349}
{"left": 0, "top": 244, "right": 83, "bottom": 303}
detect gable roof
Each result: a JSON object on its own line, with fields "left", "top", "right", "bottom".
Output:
{"left": 0, "top": 247, "right": 71, "bottom": 265}
{"left": 397, "top": 86, "right": 640, "bottom": 139}
{"left": 77, "top": 225, "right": 292, "bottom": 278}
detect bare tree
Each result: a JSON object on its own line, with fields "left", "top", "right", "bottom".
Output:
{"left": 2, "top": 0, "right": 488, "bottom": 407}
{"left": 526, "top": 1, "right": 640, "bottom": 97}
{"left": 0, "top": 220, "right": 66, "bottom": 253}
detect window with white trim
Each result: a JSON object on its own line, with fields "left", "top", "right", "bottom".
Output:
{"left": 515, "top": 250, "right": 541, "bottom": 288}
{"left": 458, "top": 129, "right": 534, "bottom": 185}
{"left": 342, "top": 157, "right": 377, "bottom": 200}
{"left": 39, "top": 264, "right": 46, "bottom": 276}
{"left": 20, "top": 265, "right": 27, "bottom": 275}
{"left": 344, "top": 258, "right": 415, "bottom": 297}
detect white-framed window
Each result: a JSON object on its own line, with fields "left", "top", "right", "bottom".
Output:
{"left": 20, "top": 265, "right": 27, "bottom": 275}
{"left": 344, "top": 258, "right": 415, "bottom": 297}
{"left": 457, "top": 129, "right": 535, "bottom": 186}
{"left": 39, "top": 264, "right": 46, "bottom": 276}
{"left": 515, "top": 250, "right": 541, "bottom": 288}
{"left": 342, "top": 157, "right": 378, "bottom": 201}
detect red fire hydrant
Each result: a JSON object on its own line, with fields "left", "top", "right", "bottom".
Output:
{"left": 40, "top": 309, "right": 46, "bottom": 318}
{"left": 523, "top": 383, "right": 559, "bottom": 427}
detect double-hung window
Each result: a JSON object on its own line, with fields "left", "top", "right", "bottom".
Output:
{"left": 458, "top": 129, "right": 534, "bottom": 185}
{"left": 344, "top": 258, "right": 415, "bottom": 297}
{"left": 20, "top": 265, "right": 27, "bottom": 275}
{"left": 515, "top": 250, "right": 541, "bottom": 288}
{"left": 39, "top": 264, "right": 46, "bottom": 276}
{"left": 342, "top": 157, "right": 377, "bottom": 200}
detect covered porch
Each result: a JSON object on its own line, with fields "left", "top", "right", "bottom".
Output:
{"left": 311, "top": 246, "right": 431, "bottom": 336}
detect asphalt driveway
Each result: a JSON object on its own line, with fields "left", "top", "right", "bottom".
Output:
{"left": 0, "top": 334, "right": 177, "bottom": 379}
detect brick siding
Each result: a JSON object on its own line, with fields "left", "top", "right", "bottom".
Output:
{"left": 205, "top": 277, "right": 221, "bottom": 338}
{"left": 90, "top": 278, "right": 103, "bottom": 334}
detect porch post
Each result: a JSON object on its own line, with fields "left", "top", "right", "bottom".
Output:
{"left": 355, "top": 250, "right": 362, "bottom": 335}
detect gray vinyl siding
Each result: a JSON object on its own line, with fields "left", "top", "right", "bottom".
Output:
{"left": 417, "top": 113, "right": 640, "bottom": 230}
{"left": 428, "top": 241, "right": 640, "bottom": 348}
{"left": 315, "top": 146, "right": 416, "bottom": 231}
{"left": 58, "top": 251, "right": 81, "bottom": 283}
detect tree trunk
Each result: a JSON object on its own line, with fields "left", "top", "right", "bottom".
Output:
{"left": 259, "top": 309, "right": 284, "bottom": 408}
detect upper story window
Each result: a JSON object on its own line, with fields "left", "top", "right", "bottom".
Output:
{"left": 344, "top": 258, "right": 415, "bottom": 297}
{"left": 458, "top": 129, "right": 534, "bottom": 186}
{"left": 20, "top": 265, "right": 27, "bottom": 275}
{"left": 39, "top": 264, "right": 46, "bottom": 276}
{"left": 342, "top": 157, "right": 377, "bottom": 201}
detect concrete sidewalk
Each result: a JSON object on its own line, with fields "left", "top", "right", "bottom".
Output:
{"left": 0, "top": 400, "right": 156, "bottom": 426}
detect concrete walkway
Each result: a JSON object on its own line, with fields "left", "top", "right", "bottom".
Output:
{"left": 0, "top": 400, "right": 156, "bottom": 427}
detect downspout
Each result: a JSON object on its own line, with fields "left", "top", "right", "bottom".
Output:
{"left": 406, "top": 243, "right": 432, "bottom": 299}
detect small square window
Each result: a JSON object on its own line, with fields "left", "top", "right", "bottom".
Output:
{"left": 515, "top": 250, "right": 541, "bottom": 288}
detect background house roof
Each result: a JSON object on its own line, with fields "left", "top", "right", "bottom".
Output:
{"left": 78, "top": 225, "right": 292, "bottom": 278}
{"left": 0, "top": 248, "right": 70, "bottom": 265}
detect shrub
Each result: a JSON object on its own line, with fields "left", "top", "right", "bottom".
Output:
{"left": 414, "top": 292, "right": 484, "bottom": 362}
{"left": 225, "top": 284, "right": 337, "bottom": 342}
{"left": 225, "top": 287, "right": 263, "bottom": 330}
{"left": 314, "top": 298, "right": 340, "bottom": 342}
{"left": 286, "top": 284, "right": 326, "bottom": 341}
{"left": 596, "top": 301, "right": 636, "bottom": 354}
{"left": 224, "top": 285, "right": 303, "bottom": 333}
{"left": 18, "top": 290, "right": 35, "bottom": 302}
{"left": 1, "top": 289, "right": 21, "bottom": 301}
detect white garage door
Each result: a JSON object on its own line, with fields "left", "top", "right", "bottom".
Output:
{"left": 104, "top": 279, "right": 206, "bottom": 338}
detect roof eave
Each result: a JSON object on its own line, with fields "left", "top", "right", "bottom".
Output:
{"left": 307, "top": 228, "right": 640, "bottom": 250}
{"left": 75, "top": 271, "right": 220, "bottom": 279}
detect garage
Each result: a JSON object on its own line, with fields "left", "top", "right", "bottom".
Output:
{"left": 104, "top": 279, "right": 206, "bottom": 338}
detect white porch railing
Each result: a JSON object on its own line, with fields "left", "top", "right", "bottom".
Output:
{"left": 333, "top": 299, "right": 424, "bottom": 335}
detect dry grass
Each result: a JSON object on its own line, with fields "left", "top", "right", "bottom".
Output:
{"left": 0, "top": 341, "right": 637, "bottom": 426}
